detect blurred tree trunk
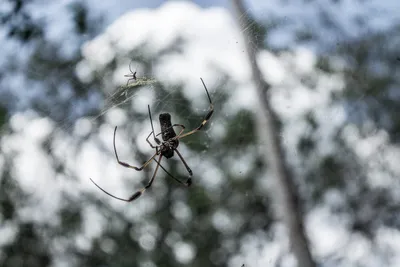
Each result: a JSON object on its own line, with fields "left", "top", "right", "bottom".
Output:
{"left": 231, "top": 1, "right": 316, "bottom": 267}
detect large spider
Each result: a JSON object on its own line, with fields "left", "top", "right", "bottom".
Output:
{"left": 90, "top": 78, "right": 213, "bottom": 202}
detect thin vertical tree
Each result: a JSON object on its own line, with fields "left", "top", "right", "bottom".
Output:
{"left": 231, "top": 1, "right": 317, "bottom": 266}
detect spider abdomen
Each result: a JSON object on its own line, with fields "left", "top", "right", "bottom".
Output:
{"left": 161, "top": 147, "right": 174, "bottom": 158}
{"left": 159, "top": 113, "right": 177, "bottom": 141}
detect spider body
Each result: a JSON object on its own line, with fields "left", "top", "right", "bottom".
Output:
{"left": 159, "top": 113, "right": 179, "bottom": 159}
{"left": 124, "top": 61, "right": 137, "bottom": 85}
{"left": 90, "top": 78, "right": 214, "bottom": 202}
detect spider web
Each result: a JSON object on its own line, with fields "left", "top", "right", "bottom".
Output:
{"left": 92, "top": 76, "right": 159, "bottom": 121}
{"left": 0, "top": 3, "right": 274, "bottom": 267}
{"left": 4, "top": 1, "right": 400, "bottom": 267}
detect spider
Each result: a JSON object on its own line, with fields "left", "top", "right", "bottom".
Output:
{"left": 124, "top": 61, "right": 137, "bottom": 85}
{"left": 90, "top": 78, "right": 214, "bottom": 202}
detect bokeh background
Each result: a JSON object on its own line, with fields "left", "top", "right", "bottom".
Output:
{"left": 0, "top": 0, "right": 400, "bottom": 266}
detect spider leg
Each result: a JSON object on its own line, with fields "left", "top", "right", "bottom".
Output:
{"left": 114, "top": 126, "right": 157, "bottom": 170}
{"left": 90, "top": 154, "right": 163, "bottom": 202}
{"left": 90, "top": 178, "right": 134, "bottom": 202}
{"left": 153, "top": 155, "right": 191, "bottom": 186}
{"left": 176, "top": 78, "right": 214, "bottom": 139}
{"left": 128, "top": 61, "right": 135, "bottom": 75}
{"left": 172, "top": 124, "right": 185, "bottom": 136}
{"left": 124, "top": 76, "right": 136, "bottom": 86}
{"left": 146, "top": 131, "right": 158, "bottom": 149}
{"left": 173, "top": 148, "right": 193, "bottom": 186}
{"left": 174, "top": 148, "right": 193, "bottom": 177}
{"left": 148, "top": 105, "right": 161, "bottom": 145}
{"left": 155, "top": 124, "right": 185, "bottom": 139}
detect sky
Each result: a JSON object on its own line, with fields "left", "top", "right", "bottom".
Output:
{"left": 1, "top": 0, "right": 400, "bottom": 267}
{"left": 86, "top": 0, "right": 400, "bottom": 50}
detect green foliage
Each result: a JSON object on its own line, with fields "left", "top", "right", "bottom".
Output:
{"left": 222, "top": 109, "right": 256, "bottom": 149}
{"left": 59, "top": 204, "right": 82, "bottom": 234}
{"left": 0, "top": 0, "right": 43, "bottom": 42}
{"left": 336, "top": 25, "right": 400, "bottom": 143}
{"left": 1, "top": 223, "right": 52, "bottom": 267}
{"left": 69, "top": 2, "right": 89, "bottom": 34}
{"left": 0, "top": 105, "right": 7, "bottom": 128}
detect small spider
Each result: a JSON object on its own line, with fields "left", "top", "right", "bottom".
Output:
{"left": 124, "top": 61, "right": 137, "bottom": 85}
{"left": 90, "top": 78, "right": 214, "bottom": 202}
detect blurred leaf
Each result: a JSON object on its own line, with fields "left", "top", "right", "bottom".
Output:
{"left": 222, "top": 109, "right": 255, "bottom": 148}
